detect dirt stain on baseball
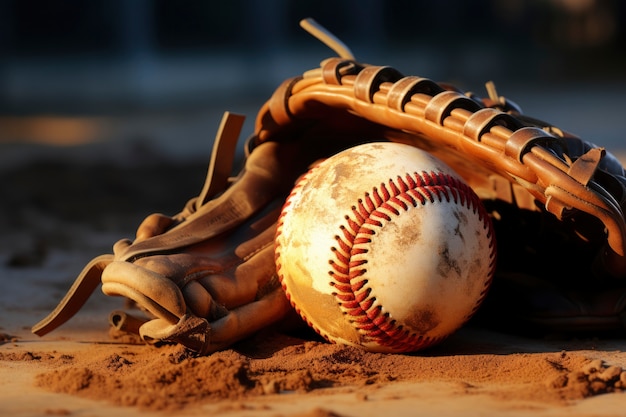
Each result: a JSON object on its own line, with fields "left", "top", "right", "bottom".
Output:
{"left": 392, "top": 210, "right": 423, "bottom": 250}
{"left": 328, "top": 155, "right": 376, "bottom": 202}
{"left": 452, "top": 208, "right": 468, "bottom": 242}
{"left": 404, "top": 306, "right": 441, "bottom": 334}
{"left": 437, "top": 243, "right": 462, "bottom": 279}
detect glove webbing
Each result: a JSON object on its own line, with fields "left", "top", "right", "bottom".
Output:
{"left": 253, "top": 57, "right": 626, "bottom": 278}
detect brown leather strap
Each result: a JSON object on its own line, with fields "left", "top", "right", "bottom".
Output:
{"left": 32, "top": 254, "right": 114, "bottom": 336}
{"left": 197, "top": 112, "right": 245, "bottom": 207}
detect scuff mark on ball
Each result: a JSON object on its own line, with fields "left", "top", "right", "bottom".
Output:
{"left": 405, "top": 307, "right": 440, "bottom": 334}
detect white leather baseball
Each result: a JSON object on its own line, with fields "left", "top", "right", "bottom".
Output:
{"left": 275, "top": 142, "right": 496, "bottom": 353}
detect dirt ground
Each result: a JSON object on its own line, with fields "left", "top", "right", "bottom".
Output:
{"left": 2, "top": 139, "right": 626, "bottom": 417}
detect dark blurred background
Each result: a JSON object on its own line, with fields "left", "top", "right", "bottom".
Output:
{"left": 1, "top": 0, "right": 625, "bottom": 262}
{"left": 1, "top": 0, "right": 625, "bottom": 150}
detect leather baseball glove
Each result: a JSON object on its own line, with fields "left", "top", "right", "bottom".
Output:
{"left": 32, "top": 18, "right": 626, "bottom": 353}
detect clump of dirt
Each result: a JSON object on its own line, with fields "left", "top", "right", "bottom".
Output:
{"left": 548, "top": 357, "right": 626, "bottom": 399}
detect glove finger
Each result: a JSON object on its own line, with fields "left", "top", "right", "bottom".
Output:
{"left": 101, "top": 261, "right": 186, "bottom": 324}
{"left": 139, "top": 315, "right": 210, "bottom": 353}
{"left": 204, "top": 285, "right": 292, "bottom": 353}
{"left": 181, "top": 280, "right": 227, "bottom": 319}
{"left": 135, "top": 285, "right": 290, "bottom": 355}
{"left": 197, "top": 243, "right": 277, "bottom": 309}
{"left": 112, "top": 238, "right": 132, "bottom": 256}
{"left": 134, "top": 213, "right": 177, "bottom": 242}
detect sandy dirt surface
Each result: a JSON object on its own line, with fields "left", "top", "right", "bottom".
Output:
{"left": 2, "top": 140, "right": 626, "bottom": 417}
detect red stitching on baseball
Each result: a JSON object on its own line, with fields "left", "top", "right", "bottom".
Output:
{"left": 327, "top": 170, "right": 496, "bottom": 352}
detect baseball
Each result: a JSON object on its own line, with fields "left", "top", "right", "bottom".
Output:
{"left": 275, "top": 142, "right": 496, "bottom": 353}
